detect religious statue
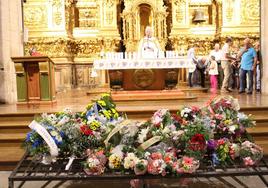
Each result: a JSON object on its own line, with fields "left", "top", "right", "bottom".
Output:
{"left": 138, "top": 26, "right": 161, "bottom": 59}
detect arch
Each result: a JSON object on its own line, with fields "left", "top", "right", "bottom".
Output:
{"left": 139, "top": 3, "right": 152, "bottom": 38}
{"left": 130, "top": 0, "right": 157, "bottom": 12}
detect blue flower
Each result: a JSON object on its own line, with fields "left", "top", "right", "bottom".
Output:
{"left": 86, "top": 110, "right": 93, "bottom": 119}
{"left": 212, "top": 152, "right": 220, "bottom": 166}
{"left": 59, "top": 131, "right": 65, "bottom": 138}
{"left": 32, "top": 139, "right": 42, "bottom": 148}
{"left": 26, "top": 132, "right": 32, "bottom": 142}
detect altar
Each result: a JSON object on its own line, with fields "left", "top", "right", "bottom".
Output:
{"left": 93, "top": 56, "right": 193, "bottom": 90}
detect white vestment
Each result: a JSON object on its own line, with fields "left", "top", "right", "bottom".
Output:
{"left": 138, "top": 37, "right": 160, "bottom": 59}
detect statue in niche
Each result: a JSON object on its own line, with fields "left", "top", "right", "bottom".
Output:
{"left": 138, "top": 26, "right": 161, "bottom": 59}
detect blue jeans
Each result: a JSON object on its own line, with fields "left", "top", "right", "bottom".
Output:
{"left": 240, "top": 68, "right": 253, "bottom": 92}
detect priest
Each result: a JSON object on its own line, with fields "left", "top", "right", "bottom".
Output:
{"left": 138, "top": 26, "right": 161, "bottom": 59}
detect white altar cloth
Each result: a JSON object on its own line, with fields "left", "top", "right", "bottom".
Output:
{"left": 93, "top": 57, "right": 195, "bottom": 70}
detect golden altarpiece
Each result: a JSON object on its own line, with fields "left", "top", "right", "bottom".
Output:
{"left": 23, "top": 0, "right": 260, "bottom": 92}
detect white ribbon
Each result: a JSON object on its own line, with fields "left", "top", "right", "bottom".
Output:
{"left": 29, "top": 120, "right": 59, "bottom": 157}
{"left": 65, "top": 156, "right": 75, "bottom": 170}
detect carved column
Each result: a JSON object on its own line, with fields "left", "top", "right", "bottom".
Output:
{"left": 65, "top": 0, "right": 76, "bottom": 39}
{"left": 261, "top": 0, "right": 268, "bottom": 94}
{"left": 214, "top": 0, "right": 222, "bottom": 39}
{"left": 0, "top": 0, "right": 24, "bottom": 103}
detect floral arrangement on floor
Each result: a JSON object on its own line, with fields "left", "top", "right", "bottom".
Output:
{"left": 23, "top": 94, "right": 263, "bottom": 176}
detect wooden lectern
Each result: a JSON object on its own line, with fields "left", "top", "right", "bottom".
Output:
{"left": 11, "top": 56, "right": 56, "bottom": 104}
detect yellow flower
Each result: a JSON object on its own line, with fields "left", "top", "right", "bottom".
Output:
{"left": 81, "top": 111, "right": 86, "bottom": 116}
{"left": 97, "top": 100, "right": 106, "bottom": 107}
{"left": 89, "top": 120, "right": 101, "bottom": 130}
{"left": 109, "top": 154, "right": 122, "bottom": 169}
{"left": 224, "top": 119, "right": 232, "bottom": 125}
{"left": 103, "top": 110, "right": 111, "bottom": 119}
{"left": 111, "top": 108, "right": 117, "bottom": 114}
{"left": 101, "top": 93, "right": 110, "bottom": 98}
{"left": 86, "top": 103, "right": 93, "bottom": 110}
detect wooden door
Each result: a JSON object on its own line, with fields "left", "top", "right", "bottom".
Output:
{"left": 26, "top": 63, "right": 40, "bottom": 101}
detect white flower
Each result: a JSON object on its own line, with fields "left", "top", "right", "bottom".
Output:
{"left": 229, "top": 125, "right": 236, "bottom": 133}
{"left": 162, "top": 126, "right": 171, "bottom": 135}
{"left": 144, "top": 152, "right": 151, "bottom": 159}
{"left": 63, "top": 108, "right": 72, "bottom": 114}
{"left": 87, "top": 115, "right": 97, "bottom": 124}
{"left": 87, "top": 158, "right": 100, "bottom": 168}
{"left": 138, "top": 127, "right": 149, "bottom": 143}
{"left": 57, "top": 116, "right": 70, "bottom": 126}
{"left": 47, "top": 114, "right": 57, "bottom": 124}
{"left": 123, "top": 153, "right": 138, "bottom": 169}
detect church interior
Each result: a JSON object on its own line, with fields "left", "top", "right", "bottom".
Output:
{"left": 1, "top": 0, "right": 268, "bottom": 187}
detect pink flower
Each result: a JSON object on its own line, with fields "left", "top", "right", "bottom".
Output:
{"left": 191, "top": 106, "right": 200, "bottom": 112}
{"left": 243, "top": 157, "right": 254, "bottom": 166}
{"left": 182, "top": 157, "right": 193, "bottom": 166}
{"left": 151, "top": 152, "right": 163, "bottom": 160}
{"left": 214, "top": 114, "right": 223, "bottom": 120}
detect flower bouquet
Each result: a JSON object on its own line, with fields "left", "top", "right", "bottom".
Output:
{"left": 84, "top": 149, "right": 107, "bottom": 175}
{"left": 173, "top": 156, "right": 200, "bottom": 174}
{"left": 240, "top": 141, "right": 263, "bottom": 166}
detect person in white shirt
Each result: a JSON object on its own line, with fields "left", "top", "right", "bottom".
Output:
{"left": 209, "top": 43, "right": 222, "bottom": 89}
{"left": 187, "top": 45, "right": 198, "bottom": 87}
{"left": 208, "top": 56, "right": 218, "bottom": 94}
{"left": 221, "top": 37, "right": 235, "bottom": 92}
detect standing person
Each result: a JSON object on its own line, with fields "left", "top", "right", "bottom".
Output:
{"left": 208, "top": 56, "right": 218, "bottom": 93}
{"left": 138, "top": 26, "right": 161, "bottom": 59}
{"left": 237, "top": 38, "right": 257, "bottom": 95}
{"left": 209, "top": 43, "right": 223, "bottom": 89}
{"left": 221, "top": 37, "right": 235, "bottom": 92}
{"left": 187, "top": 45, "right": 198, "bottom": 87}
{"left": 255, "top": 41, "right": 261, "bottom": 93}
{"left": 196, "top": 57, "right": 207, "bottom": 88}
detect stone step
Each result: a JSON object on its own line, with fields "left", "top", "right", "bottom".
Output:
{"left": 0, "top": 133, "right": 26, "bottom": 141}
{"left": 0, "top": 120, "right": 31, "bottom": 127}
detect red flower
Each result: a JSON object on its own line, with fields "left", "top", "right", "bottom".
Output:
{"left": 172, "top": 114, "right": 183, "bottom": 124}
{"left": 189, "top": 134, "right": 206, "bottom": 151}
{"left": 80, "top": 125, "right": 93, "bottom": 136}
{"left": 217, "top": 139, "right": 225, "bottom": 145}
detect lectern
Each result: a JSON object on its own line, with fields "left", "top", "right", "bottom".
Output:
{"left": 11, "top": 56, "right": 56, "bottom": 104}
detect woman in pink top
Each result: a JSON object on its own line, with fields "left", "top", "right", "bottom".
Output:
{"left": 209, "top": 56, "right": 218, "bottom": 94}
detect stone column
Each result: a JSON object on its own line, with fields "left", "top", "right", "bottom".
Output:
{"left": 261, "top": 0, "right": 268, "bottom": 94}
{"left": 0, "top": 0, "right": 24, "bottom": 103}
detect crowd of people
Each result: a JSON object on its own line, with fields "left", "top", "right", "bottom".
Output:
{"left": 187, "top": 37, "right": 261, "bottom": 94}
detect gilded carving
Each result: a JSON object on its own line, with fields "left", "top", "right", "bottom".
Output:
{"left": 77, "top": 6, "right": 99, "bottom": 28}
{"left": 52, "top": 0, "right": 64, "bottom": 26}
{"left": 240, "top": 0, "right": 259, "bottom": 25}
{"left": 122, "top": 1, "right": 167, "bottom": 51}
{"left": 24, "top": 6, "right": 47, "bottom": 27}
{"left": 174, "top": 0, "right": 186, "bottom": 24}
{"left": 225, "top": 0, "right": 234, "bottom": 23}
{"left": 133, "top": 69, "right": 155, "bottom": 89}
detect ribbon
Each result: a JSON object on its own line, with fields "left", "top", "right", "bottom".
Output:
{"left": 29, "top": 120, "right": 59, "bottom": 157}
{"left": 65, "top": 155, "right": 76, "bottom": 170}
{"left": 138, "top": 136, "right": 162, "bottom": 150}
{"left": 104, "top": 120, "right": 131, "bottom": 146}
